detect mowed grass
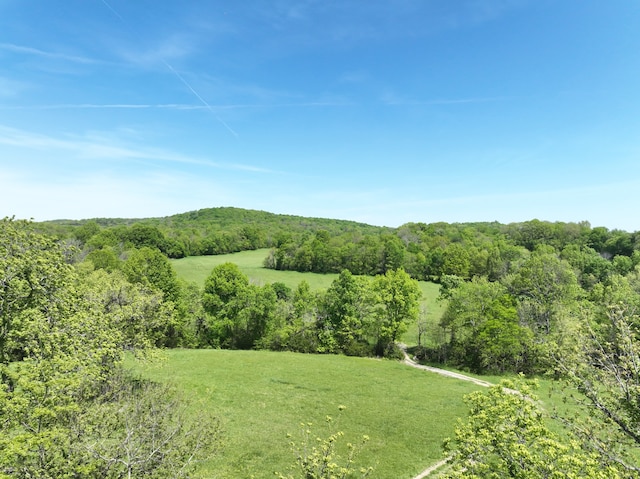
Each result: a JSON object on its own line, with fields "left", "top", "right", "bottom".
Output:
{"left": 171, "top": 249, "right": 340, "bottom": 291}
{"left": 171, "top": 250, "right": 447, "bottom": 348}
{"left": 134, "top": 349, "right": 481, "bottom": 479}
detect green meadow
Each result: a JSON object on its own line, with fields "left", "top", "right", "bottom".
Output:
{"left": 171, "top": 249, "right": 339, "bottom": 290}
{"left": 162, "top": 251, "right": 573, "bottom": 478}
{"left": 134, "top": 349, "right": 481, "bottom": 479}
{"left": 170, "top": 249, "right": 446, "bottom": 347}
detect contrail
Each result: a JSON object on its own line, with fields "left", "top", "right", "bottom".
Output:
{"left": 99, "top": 0, "right": 124, "bottom": 22}
{"left": 98, "top": 0, "right": 238, "bottom": 137}
{"left": 161, "top": 60, "right": 238, "bottom": 137}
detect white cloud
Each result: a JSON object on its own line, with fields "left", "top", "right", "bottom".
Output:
{"left": 112, "top": 33, "right": 197, "bottom": 67}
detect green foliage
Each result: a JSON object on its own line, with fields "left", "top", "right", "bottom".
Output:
{"left": 440, "top": 278, "right": 534, "bottom": 373}
{"left": 73, "top": 220, "right": 100, "bottom": 243}
{"left": 85, "top": 246, "right": 121, "bottom": 272}
{"left": 555, "top": 301, "right": 640, "bottom": 473}
{"left": 371, "top": 268, "right": 421, "bottom": 356}
{"left": 202, "top": 263, "right": 277, "bottom": 348}
{"left": 277, "top": 407, "right": 373, "bottom": 479}
{"left": 443, "top": 379, "right": 625, "bottom": 479}
{"left": 80, "top": 268, "right": 178, "bottom": 349}
{"left": 318, "top": 270, "right": 374, "bottom": 355}
{"left": 0, "top": 218, "right": 76, "bottom": 364}
{"left": 257, "top": 280, "right": 321, "bottom": 353}
{"left": 71, "top": 371, "right": 220, "bottom": 479}
{"left": 123, "top": 246, "right": 181, "bottom": 303}
{"left": 0, "top": 219, "right": 218, "bottom": 477}
{"left": 507, "top": 249, "right": 580, "bottom": 335}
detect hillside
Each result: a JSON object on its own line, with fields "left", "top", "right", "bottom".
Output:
{"left": 133, "top": 349, "right": 482, "bottom": 479}
{"left": 35, "top": 207, "right": 640, "bottom": 291}
{"left": 37, "top": 206, "right": 391, "bottom": 258}
{"left": 41, "top": 206, "right": 388, "bottom": 236}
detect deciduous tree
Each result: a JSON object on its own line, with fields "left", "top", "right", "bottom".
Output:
{"left": 443, "top": 379, "right": 624, "bottom": 479}
{"left": 371, "top": 268, "right": 421, "bottom": 356}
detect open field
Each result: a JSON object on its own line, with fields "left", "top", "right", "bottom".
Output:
{"left": 171, "top": 250, "right": 447, "bottom": 347}
{"left": 134, "top": 349, "right": 482, "bottom": 479}
{"left": 171, "top": 249, "right": 340, "bottom": 290}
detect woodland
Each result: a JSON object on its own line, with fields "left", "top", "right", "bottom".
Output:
{"left": 3, "top": 207, "right": 640, "bottom": 477}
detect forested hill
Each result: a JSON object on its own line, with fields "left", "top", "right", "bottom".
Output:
{"left": 36, "top": 207, "right": 390, "bottom": 258}
{"left": 44, "top": 207, "right": 386, "bottom": 233}
{"left": 36, "top": 207, "right": 638, "bottom": 281}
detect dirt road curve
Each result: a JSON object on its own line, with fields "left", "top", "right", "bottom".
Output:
{"left": 399, "top": 347, "right": 493, "bottom": 478}
{"left": 402, "top": 354, "right": 493, "bottom": 388}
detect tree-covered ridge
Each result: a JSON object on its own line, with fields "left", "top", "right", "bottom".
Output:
{"left": 35, "top": 208, "right": 639, "bottom": 278}
{"left": 38, "top": 207, "right": 389, "bottom": 258}
{"left": 266, "top": 218, "right": 639, "bottom": 281}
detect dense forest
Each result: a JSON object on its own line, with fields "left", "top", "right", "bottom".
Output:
{"left": 4, "top": 207, "right": 640, "bottom": 477}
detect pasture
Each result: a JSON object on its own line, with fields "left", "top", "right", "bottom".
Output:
{"left": 170, "top": 250, "right": 447, "bottom": 348}
{"left": 135, "top": 349, "right": 481, "bottom": 478}
{"left": 163, "top": 252, "right": 576, "bottom": 477}
{"left": 171, "top": 249, "right": 339, "bottom": 290}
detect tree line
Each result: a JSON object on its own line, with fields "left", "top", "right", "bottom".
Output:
{"left": 39, "top": 208, "right": 639, "bottom": 269}
{"left": 265, "top": 219, "right": 639, "bottom": 280}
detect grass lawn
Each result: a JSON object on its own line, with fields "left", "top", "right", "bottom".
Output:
{"left": 133, "top": 349, "right": 481, "bottom": 479}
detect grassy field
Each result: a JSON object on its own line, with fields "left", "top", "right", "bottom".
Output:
{"left": 164, "top": 252, "right": 602, "bottom": 477}
{"left": 171, "top": 250, "right": 447, "bottom": 348}
{"left": 134, "top": 349, "right": 482, "bottom": 479}
{"left": 171, "top": 249, "right": 340, "bottom": 290}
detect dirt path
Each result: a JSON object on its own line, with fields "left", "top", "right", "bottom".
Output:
{"left": 401, "top": 352, "right": 493, "bottom": 388}
{"left": 399, "top": 347, "right": 492, "bottom": 478}
{"left": 399, "top": 347, "right": 526, "bottom": 477}
{"left": 411, "top": 458, "right": 451, "bottom": 479}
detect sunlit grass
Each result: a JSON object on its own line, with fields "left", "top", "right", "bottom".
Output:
{"left": 171, "top": 249, "right": 340, "bottom": 290}
{"left": 133, "top": 349, "right": 482, "bottom": 479}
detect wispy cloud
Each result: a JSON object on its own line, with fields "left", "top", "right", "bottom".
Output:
{"left": 0, "top": 125, "right": 272, "bottom": 172}
{"left": 0, "top": 42, "right": 102, "bottom": 65}
{"left": 98, "top": 0, "right": 201, "bottom": 67}
{"left": 0, "top": 101, "right": 350, "bottom": 110}
{"left": 381, "top": 95, "right": 508, "bottom": 106}
{"left": 464, "top": 0, "right": 530, "bottom": 25}
{"left": 247, "top": 0, "right": 530, "bottom": 48}
{"left": 111, "top": 33, "right": 197, "bottom": 67}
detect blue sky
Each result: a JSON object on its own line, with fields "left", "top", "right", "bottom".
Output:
{"left": 1, "top": 1, "right": 639, "bottom": 230}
